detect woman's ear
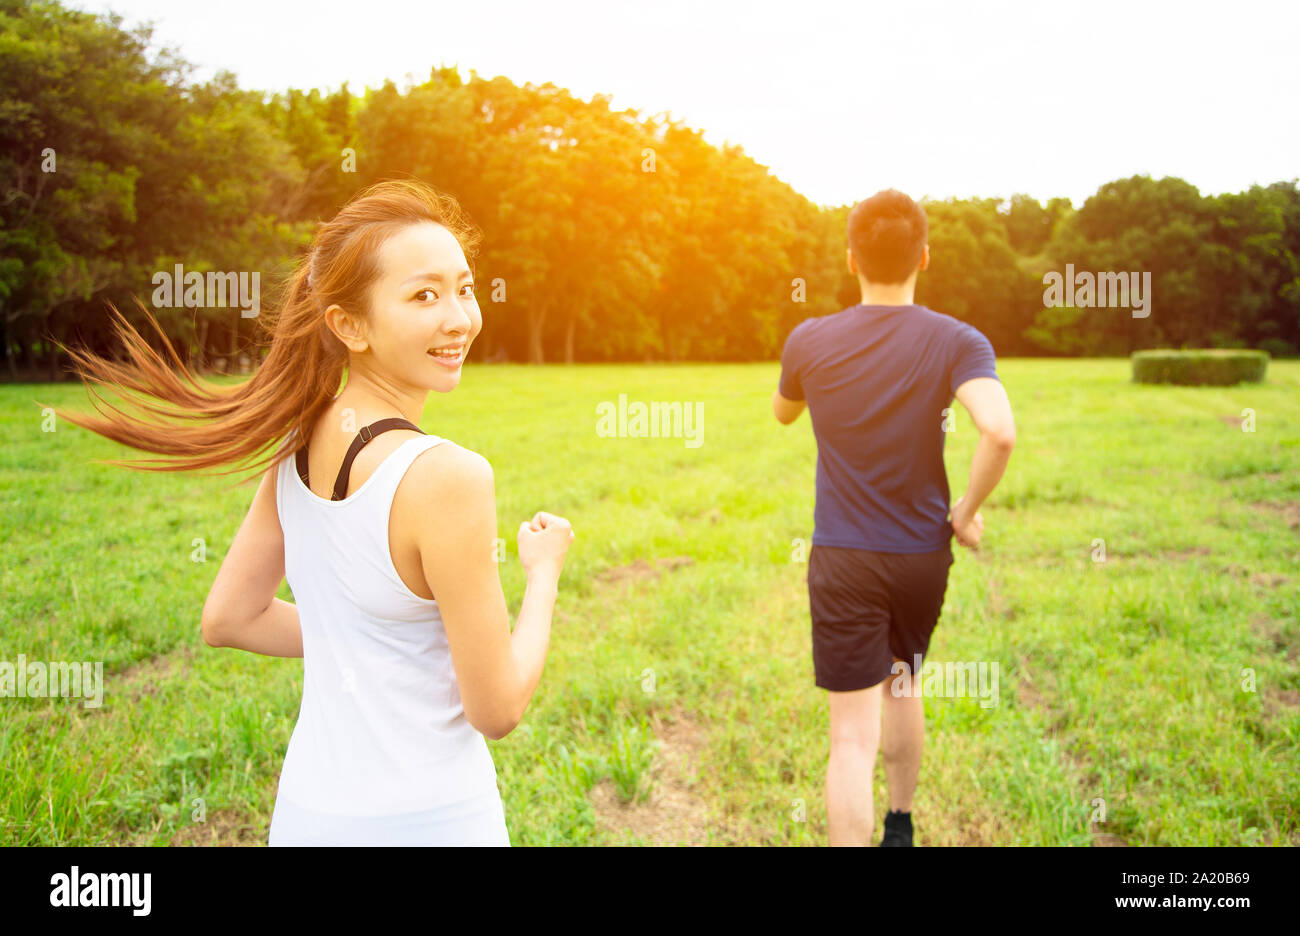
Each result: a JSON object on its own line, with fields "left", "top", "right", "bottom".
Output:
{"left": 324, "top": 304, "right": 369, "bottom": 353}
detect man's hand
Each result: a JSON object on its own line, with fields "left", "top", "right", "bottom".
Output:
{"left": 950, "top": 495, "right": 984, "bottom": 549}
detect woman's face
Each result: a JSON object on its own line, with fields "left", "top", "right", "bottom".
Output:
{"left": 363, "top": 220, "right": 481, "bottom": 393}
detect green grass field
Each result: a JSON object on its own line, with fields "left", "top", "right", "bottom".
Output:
{"left": 1, "top": 359, "right": 1297, "bottom": 845}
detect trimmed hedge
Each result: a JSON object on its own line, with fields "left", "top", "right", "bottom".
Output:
{"left": 1131, "top": 349, "right": 1269, "bottom": 386}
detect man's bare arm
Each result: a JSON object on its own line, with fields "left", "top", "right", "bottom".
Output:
{"left": 952, "top": 377, "right": 1015, "bottom": 519}
{"left": 773, "top": 389, "right": 806, "bottom": 425}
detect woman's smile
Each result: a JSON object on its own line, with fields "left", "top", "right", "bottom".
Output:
{"left": 428, "top": 342, "right": 466, "bottom": 368}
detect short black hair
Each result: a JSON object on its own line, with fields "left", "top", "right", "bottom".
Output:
{"left": 847, "top": 189, "right": 928, "bottom": 285}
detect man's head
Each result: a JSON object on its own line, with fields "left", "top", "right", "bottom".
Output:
{"left": 846, "top": 189, "right": 929, "bottom": 286}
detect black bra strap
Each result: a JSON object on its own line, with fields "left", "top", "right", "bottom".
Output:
{"left": 331, "top": 418, "right": 424, "bottom": 501}
{"left": 294, "top": 418, "right": 425, "bottom": 501}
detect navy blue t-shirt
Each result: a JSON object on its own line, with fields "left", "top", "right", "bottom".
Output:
{"left": 779, "top": 303, "right": 1000, "bottom": 553}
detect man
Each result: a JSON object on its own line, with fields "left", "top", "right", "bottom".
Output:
{"left": 773, "top": 189, "right": 1015, "bottom": 847}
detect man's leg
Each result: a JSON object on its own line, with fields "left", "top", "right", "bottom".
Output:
{"left": 879, "top": 545, "right": 952, "bottom": 841}
{"left": 826, "top": 681, "right": 883, "bottom": 846}
{"left": 881, "top": 656, "right": 924, "bottom": 812}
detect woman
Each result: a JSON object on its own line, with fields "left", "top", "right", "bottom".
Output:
{"left": 52, "top": 179, "right": 574, "bottom": 845}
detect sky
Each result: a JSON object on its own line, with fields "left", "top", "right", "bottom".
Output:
{"left": 85, "top": 0, "right": 1300, "bottom": 209}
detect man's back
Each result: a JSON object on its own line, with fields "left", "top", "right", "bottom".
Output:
{"left": 779, "top": 302, "right": 1000, "bottom": 553}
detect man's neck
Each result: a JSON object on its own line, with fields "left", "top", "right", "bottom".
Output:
{"left": 858, "top": 279, "right": 916, "bottom": 307}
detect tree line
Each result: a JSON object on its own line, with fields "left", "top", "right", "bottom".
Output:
{"left": 3, "top": 0, "right": 1298, "bottom": 380}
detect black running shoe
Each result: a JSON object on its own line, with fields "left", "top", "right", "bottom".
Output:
{"left": 879, "top": 809, "right": 913, "bottom": 846}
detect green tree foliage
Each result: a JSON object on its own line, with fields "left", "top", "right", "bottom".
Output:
{"left": 0, "top": 0, "right": 307, "bottom": 379}
{"left": 3, "top": 0, "right": 1296, "bottom": 377}
{"left": 915, "top": 198, "right": 1043, "bottom": 355}
{"left": 1002, "top": 193, "right": 1071, "bottom": 255}
{"left": 1028, "top": 176, "right": 1300, "bottom": 356}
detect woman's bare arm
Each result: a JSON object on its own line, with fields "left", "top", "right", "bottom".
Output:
{"left": 209, "top": 598, "right": 303, "bottom": 657}
{"left": 200, "top": 465, "right": 303, "bottom": 657}
{"left": 412, "top": 444, "right": 564, "bottom": 740}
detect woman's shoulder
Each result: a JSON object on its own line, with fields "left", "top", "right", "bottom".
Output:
{"left": 393, "top": 440, "right": 497, "bottom": 551}
{"left": 403, "top": 439, "right": 495, "bottom": 503}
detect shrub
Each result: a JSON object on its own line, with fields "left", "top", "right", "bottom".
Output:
{"left": 1131, "top": 349, "right": 1269, "bottom": 385}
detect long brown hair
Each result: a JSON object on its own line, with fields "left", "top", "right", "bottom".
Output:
{"left": 42, "top": 179, "right": 480, "bottom": 484}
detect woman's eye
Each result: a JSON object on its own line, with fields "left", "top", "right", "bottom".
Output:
{"left": 415, "top": 288, "right": 438, "bottom": 301}
{"left": 460, "top": 283, "right": 476, "bottom": 297}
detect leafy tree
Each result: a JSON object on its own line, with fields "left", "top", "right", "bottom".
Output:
{"left": 3, "top": 0, "right": 1297, "bottom": 375}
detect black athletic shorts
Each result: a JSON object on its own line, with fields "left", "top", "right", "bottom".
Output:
{"left": 807, "top": 542, "right": 955, "bottom": 692}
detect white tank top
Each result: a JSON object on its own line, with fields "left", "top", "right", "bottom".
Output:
{"left": 272, "top": 429, "right": 500, "bottom": 816}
